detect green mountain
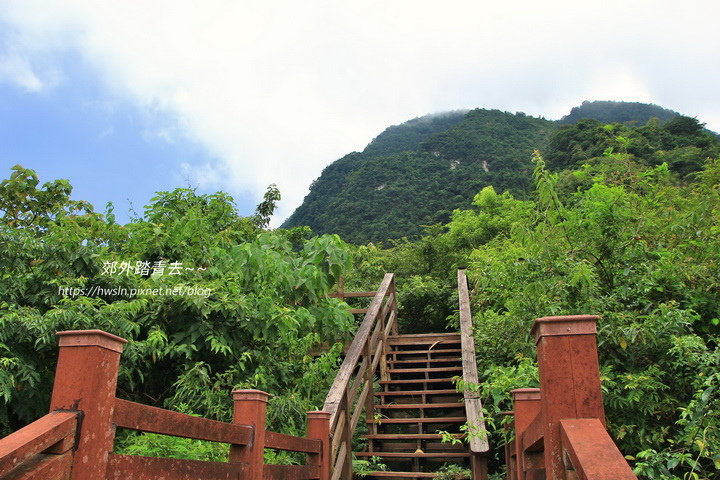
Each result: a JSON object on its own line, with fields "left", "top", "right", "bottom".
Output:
{"left": 558, "top": 100, "right": 682, "bottom": 125}
{"left": 362, "top": 110, "right": 468, "bottom": 158}
{"left": 282, "top": 102, "right": 713, "bottom": 244}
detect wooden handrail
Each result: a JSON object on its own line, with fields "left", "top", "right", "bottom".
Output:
{"left": 457, "top": 269, "right": 490, "bottom": 479}
{"left": 323, "top": 273, "right": 397, "bottom": 480}
{"left": 520, "top": 409, "right": 544, "bottom": 453}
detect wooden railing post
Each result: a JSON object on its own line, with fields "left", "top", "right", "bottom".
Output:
{"left": 510, "top": 388, "right": 542, "bottom": 480}
{"left": 531, "top": 315, "right": 603, "bottom": 480}
{"left": 337, "top": 276, "right": 345, "bottom": 304}
{"left": 340, "top": 390, "right": 353, "bottom": 480}
{"left": 231, "top": 389, "right": 271, "bottom": 479}
{"left": 389, "top": 275, "right": 398, "bottom": 335}
{"left": 364, "top": 340, "right": 377, "bottom": 443}
{"left": 307, "top": 411, "right": 331, "bottom": 480}
{"left": 50, "top": 330, "right": 127, "bottom": 480}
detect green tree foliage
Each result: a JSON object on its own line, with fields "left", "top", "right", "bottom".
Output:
{"left": 545, "top": 117, "right": 720, "bottom": 177}
{"left": 468, "top": 157, "right": 720, "bottom": 476}
{"left": 0, "top": 164, "right": 95, "bottom": 232}
{"left": 341, "top": 147, "right": 720, "bottom": 477}
{"left": 558, "top": 100, "right": 683, "bottom": 126}
{"left": 361, "top": 111, "right": 468, "bottom": 158}
{"left": 0, "top": 166, "right": 353, "bottom": 439}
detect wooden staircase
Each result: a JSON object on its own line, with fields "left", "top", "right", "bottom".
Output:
{"left": 324, "top": 272, "right": 488, "bottom": 480}
{"left": 357, "top": 333, "right": 473, "bottom": 479}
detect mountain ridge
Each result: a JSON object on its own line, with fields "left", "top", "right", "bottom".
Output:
{"left": 282, "top": 101, "right": 713, "bottom": 244}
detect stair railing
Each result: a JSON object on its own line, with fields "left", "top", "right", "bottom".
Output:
{"left": 332, "top": 276, "right": 380, "bottom": 315}
{"left": 323, "top": 273, "right": 397, "bottom": 480}
{"left": 506, "top": 315, "right": 637, "bottom": 480}
{"left": 457, "top": 269, "right": 491, "bottom": 479}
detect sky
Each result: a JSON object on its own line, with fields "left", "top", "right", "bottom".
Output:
{"left": 1, "top": 1, "right": 719, "bottom": 226}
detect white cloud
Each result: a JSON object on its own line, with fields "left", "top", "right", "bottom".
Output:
{"left": 0, "top": 50, "right": 43, "bottom": 92}
{"left": 179, "top": 161, "right": 225, "bottom": 190}
{"left": 1, "top": 0, "right": 719, "bottom": 224}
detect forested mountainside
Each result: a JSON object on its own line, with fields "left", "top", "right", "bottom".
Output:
{"left": 283, "top": 109, "right": 557, "bottom": 244}
{"left": 282, "top": 101, "right": 714, "bottom": 244}
{"left": 558, "top": 100, "right": 682, "bottom": 125}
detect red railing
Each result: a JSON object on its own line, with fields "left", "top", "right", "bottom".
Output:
{"left": 0, "top": 330, "right": 330, "bottom": 480}
{"left": 505, "top": 315, "right": 637, "bottom": 480}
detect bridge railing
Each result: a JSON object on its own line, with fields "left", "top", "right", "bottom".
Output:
{"left": 322, "top": 273, "right": 397, "bottom": 480}
{"left": 457, "top": 269, "right": 490, "bottom": 479}
{"left": 505, "top": 315, "right": 637, "bottom": 480}
{"left": 0, "top": 330, "right": 330, "bottom": 480}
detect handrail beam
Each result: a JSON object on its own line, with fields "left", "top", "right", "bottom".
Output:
{"left": 0, "top": 411, "right": 79, "bottom": 478}
{"left": 521, "top": 410, "right": 544, "bottom": 453}
{"left": 457, "top": 269, "right": 490, "bottom": 454}
{"left": 560, "top": 419, "right": 637, "bottom": 479}
{"left": 114, "top": 398, "right": 252, "bottom": 446}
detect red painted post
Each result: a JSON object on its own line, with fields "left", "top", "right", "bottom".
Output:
{"left": 511, "top": 388, "right": 542, "bottom": 479}
{"left": 531, "top": 315, "right": 604, "bottom": 480}
{"left": 231, "top": 389, "right": 271, "bottom": 480}
{"left": 50, "top": 330, "right": 127, "bottom": 480}
{"left": 306, "top": 411, "right": 331, "bottom": 480}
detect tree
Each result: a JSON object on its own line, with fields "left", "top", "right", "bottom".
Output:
{"left": 0, "top": 164, "right": 93, "bottom": 232}
{"left": 0, "top": 166, "right": 353, "bottom": 439}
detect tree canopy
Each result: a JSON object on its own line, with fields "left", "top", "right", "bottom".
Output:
{"left": 0, "top": 166, "right": 353, "bottom": 440}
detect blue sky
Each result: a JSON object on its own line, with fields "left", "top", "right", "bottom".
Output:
{"left": 1, "top": 1, "right": 719, "bottom": 226}
{"left": 0, "top": 57, "right": 228, "bottom": 217}
{"left": 0, "top": 50, "right": 256, "bottom": 223}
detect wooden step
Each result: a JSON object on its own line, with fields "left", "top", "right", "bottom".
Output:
{"left": 375, "top": 389, "right": 459, "bottom": 397}
{"left": 356, "top": 451, "right": 470, "bottom": 458}
{"left": 389, "top": 358, "right": 461, "bottom": 365}
{"left": 362, "top": 472, "right": 438, "bottom": 479}
{"left": 367, "top": 417, "right": 467, "bottom": 424}
{"left": 380, "top": 378, "right": 457, "bottom": 387}
{"left": 375, "top": 403, "right": 462, "bottom": 410}
{"left": 387, "top": 348, "right": 462, "bottom": 356}
{"left": 368, "top": 443, "right": 468, "bottom": 453}
{"left": 387, "top": 367, "right": 463, "bottom": 374}
{"left": 363, "top": 433, "right": 466, "bottom": 440}
{"left": 387, "top": 335, "right": 461, "bottom": 346}
{"left": 389, "top": 332, "right": 461, "bottom": 339}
